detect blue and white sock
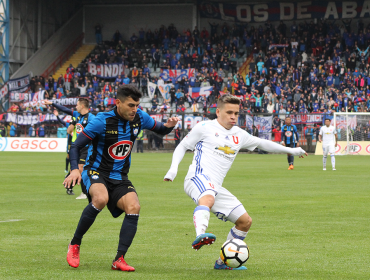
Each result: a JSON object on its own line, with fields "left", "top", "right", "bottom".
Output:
{"left": 227, "top": 226, "right": 248, "bottom": 241}
{"left": 323, "top": 156, "right": 327, "bottom": 168}
{"left": 193, "top": 206, "right": 210, "bottom": 237}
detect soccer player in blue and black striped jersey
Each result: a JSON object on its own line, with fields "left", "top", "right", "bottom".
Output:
{"left": 281, "top": 116, "right": 300, "bottom": 170}
{"left": 63, "top": 85, "right": 179, "bottom": 272}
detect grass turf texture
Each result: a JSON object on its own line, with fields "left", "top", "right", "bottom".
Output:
{"left": 0, "top": 152, "right": 369, "bottom": 280}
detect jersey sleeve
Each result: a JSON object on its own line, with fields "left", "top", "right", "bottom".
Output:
{"left": 88, "top": 113, "right": 95, "bottom": 122}
{"left": 140, "top": 110, "right": 156, "bottom": 130}
{"left": 181, "top": 122, "right": 206, "bottom": 150}
{"left": 73, "top": 111, "right": 79, "bottom": 118}
{"left": 240, "top": 130, "right": 262, "bottom": 151}
{"left": 81, "top": 113, "right": 105, "bottom": 140}
{"left": 319, "top": 127, "right": 323, "bottom": 136}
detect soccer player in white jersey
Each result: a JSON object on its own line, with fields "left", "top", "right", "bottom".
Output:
{"left": 319, "top": 118, "right": 338, "bottom": 171}
{"left": 164, "top": 95, "right": 307, "bottom": 270}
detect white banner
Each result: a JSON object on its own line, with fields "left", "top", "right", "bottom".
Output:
{"left": 0, "top": 137, "right": 67, "bottom": 152}
{"left": 158, "top": 83, "right": 174, "bottom": 102}
{"left": 147, "top": 82, "right": 157, "bottom": 99}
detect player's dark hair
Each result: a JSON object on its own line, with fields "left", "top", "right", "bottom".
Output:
{"left": 217, "top": 94, "right": 240, "bottom": 108}
{"left": 286, "top": 116, "right": 291, "bottom": 119}
{"left": 78, "top": 98, "right": 89, "bottom": 108}
{"left": 117, "top": 84, "right": 142, "bottom": 102}
{"left": 325, "top": 118, "right": 331, "bottom": 122}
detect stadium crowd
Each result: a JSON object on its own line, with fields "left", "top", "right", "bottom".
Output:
{"left": 3, "top": 19, "right": 370, "bottom": 141}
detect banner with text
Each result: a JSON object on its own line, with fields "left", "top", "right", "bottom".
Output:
{"left": 160, "top": 69, "right": 195, "bottom": 82}
{"left": 88, "top": 63, "right": 125, "bottom": 79}
{"left": 289, "top": 114, "right": 323, "bottom": 125}
{"left": 198, "top": 1, "right": 370, "bottom": 23}
{"left": 6, "top": 112, "right": 69, "bottom": 126}
{"left": 0, "top": 137, "right": 67, "bottom": 152}
{"left": 8, "top": 75, "right": 30, "bottom": 94}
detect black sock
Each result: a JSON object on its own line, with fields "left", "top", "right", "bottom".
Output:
{"left": 287, "top": 155, "right": 290, "bottom": 165}
{"left": 291, "top": 156, "right": 294, "bottom": 165}
{"left": 115, "top": 250, "right": 127, "bottom": 261}
{"left": 115, "top": 214, "right": 139, "bottom": 260}
{"left": 71, "top": 203, "right": 101, "bottom": 245}
{"left": 65, "top": 157, "right": 70, "bottom": 170}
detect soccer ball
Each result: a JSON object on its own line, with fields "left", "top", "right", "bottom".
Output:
{"left": 220, "top": 239, "right": 249, "bottom": 268}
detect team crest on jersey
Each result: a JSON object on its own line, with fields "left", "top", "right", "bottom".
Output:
{"left": 232, "top": 136, "right": 239, "bottom": 144}
{"left": 285, "top": 131, "right": 292, "bottom": 137}
{"left": 133, "top": 128, "right": 139, "bottom": 136}
{"left": 108, "top": 140, "right": 133, "bottom": 160}
{"left": 76, "top": 123, "right": 84, "bottom": 134}
{"left": 92, "top": 175, "right": 99, "bottom": 180}
{"left": 83, "top": 120, "right": 87, "bottom": 124}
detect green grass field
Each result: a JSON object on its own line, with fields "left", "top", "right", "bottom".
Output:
{"left": 0, "top": 152, "right": 369, "bottom": 280}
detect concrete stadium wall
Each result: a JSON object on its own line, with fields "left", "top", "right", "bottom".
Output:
{"left": 11, "top": 9, "right": 83, "bottom": 79}
{"left": 84, "top": 4, "right": 194, "bottom": 44}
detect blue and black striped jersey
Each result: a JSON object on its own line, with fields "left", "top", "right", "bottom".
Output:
{"left": 81, "top": 107, "right": 156, "bottom": 180}
{"left": 281, "top": 124, "right": 299, "bottom": 144}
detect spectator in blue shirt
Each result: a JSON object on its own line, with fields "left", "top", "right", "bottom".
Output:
{"left": 38, "top": 124, "right": 45, "bottom": 137}
{"left": 10, "top": 123, "right": 16, "bottom": 137}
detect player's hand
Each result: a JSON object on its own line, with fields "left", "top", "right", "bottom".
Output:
{"left": 291, "top": 147, "right": 308, "bottom": 158}
{"left": 165, "top": 117, "right": 180, "bottom": 128}
{"left": 319, "top": 140, "right": 322, "bottom": 143}
{"left": 164, "top": 169, "right": 177, "bottom": 182}
{"left": 63, "top": 169, "right": 81, "bottom": 188}
{"left": 296, "top": 142, "right": 300, "bottom": 147}
{"left": 43, "top": 100, "right": 53, "bottom": 105}
{"left": 282, "top": 142, "right": 286, "bottom": 146}
{"left": 53, "top": 110, "right": 58, "bottom": 116}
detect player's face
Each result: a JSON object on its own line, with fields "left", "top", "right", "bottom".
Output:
{"left": 325, "top": 120, "right": 331, "bottom": 127}
{"left": 116, "top": 97, "right": 140, "bottom": 121}
{"left": 285, "top": 118, "right": 291, "bottom": 125}
{"left": 216, "top": 103, "right": 239, "bottom": 130}
{"left": 75, "top": 101, "right": 82, "bottom": 113}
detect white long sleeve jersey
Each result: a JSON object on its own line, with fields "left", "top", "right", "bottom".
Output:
{"left": 181, "top": 119, "right": 261, "bottom": 186}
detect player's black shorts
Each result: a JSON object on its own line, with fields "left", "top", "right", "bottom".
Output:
{"left": 79, "top": 146, "right": 89, "bottom": 165}
{"left": 81, "top": 169, "right": 137, "bottom": 218}
{"left": 285, "top": 143, "right": 296, "bottom": 148}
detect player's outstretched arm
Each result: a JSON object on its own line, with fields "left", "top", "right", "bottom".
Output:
{"left": 257, "top": 138, "right": 308, "bottom": 158}
{"left": 164, "top": 143, "right": 187, "bottom": 182}
{"left": 43, "top": 100, "right": 73, "bottom": 115}
{"left": 151, "top": 117, "right": 180, "bottom": 135}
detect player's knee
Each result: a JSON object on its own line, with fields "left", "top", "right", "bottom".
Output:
{"left": 92, "top": 196, "right": 108, "bottom": 210}
{"left": 198, "top": 193, "right": 215, "bottom": 208}
{"left": 235, "top": 214, "right": 252, "bottom": 232}
{"left": 125, "top": 202, "right": 141, "bottom": 214}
